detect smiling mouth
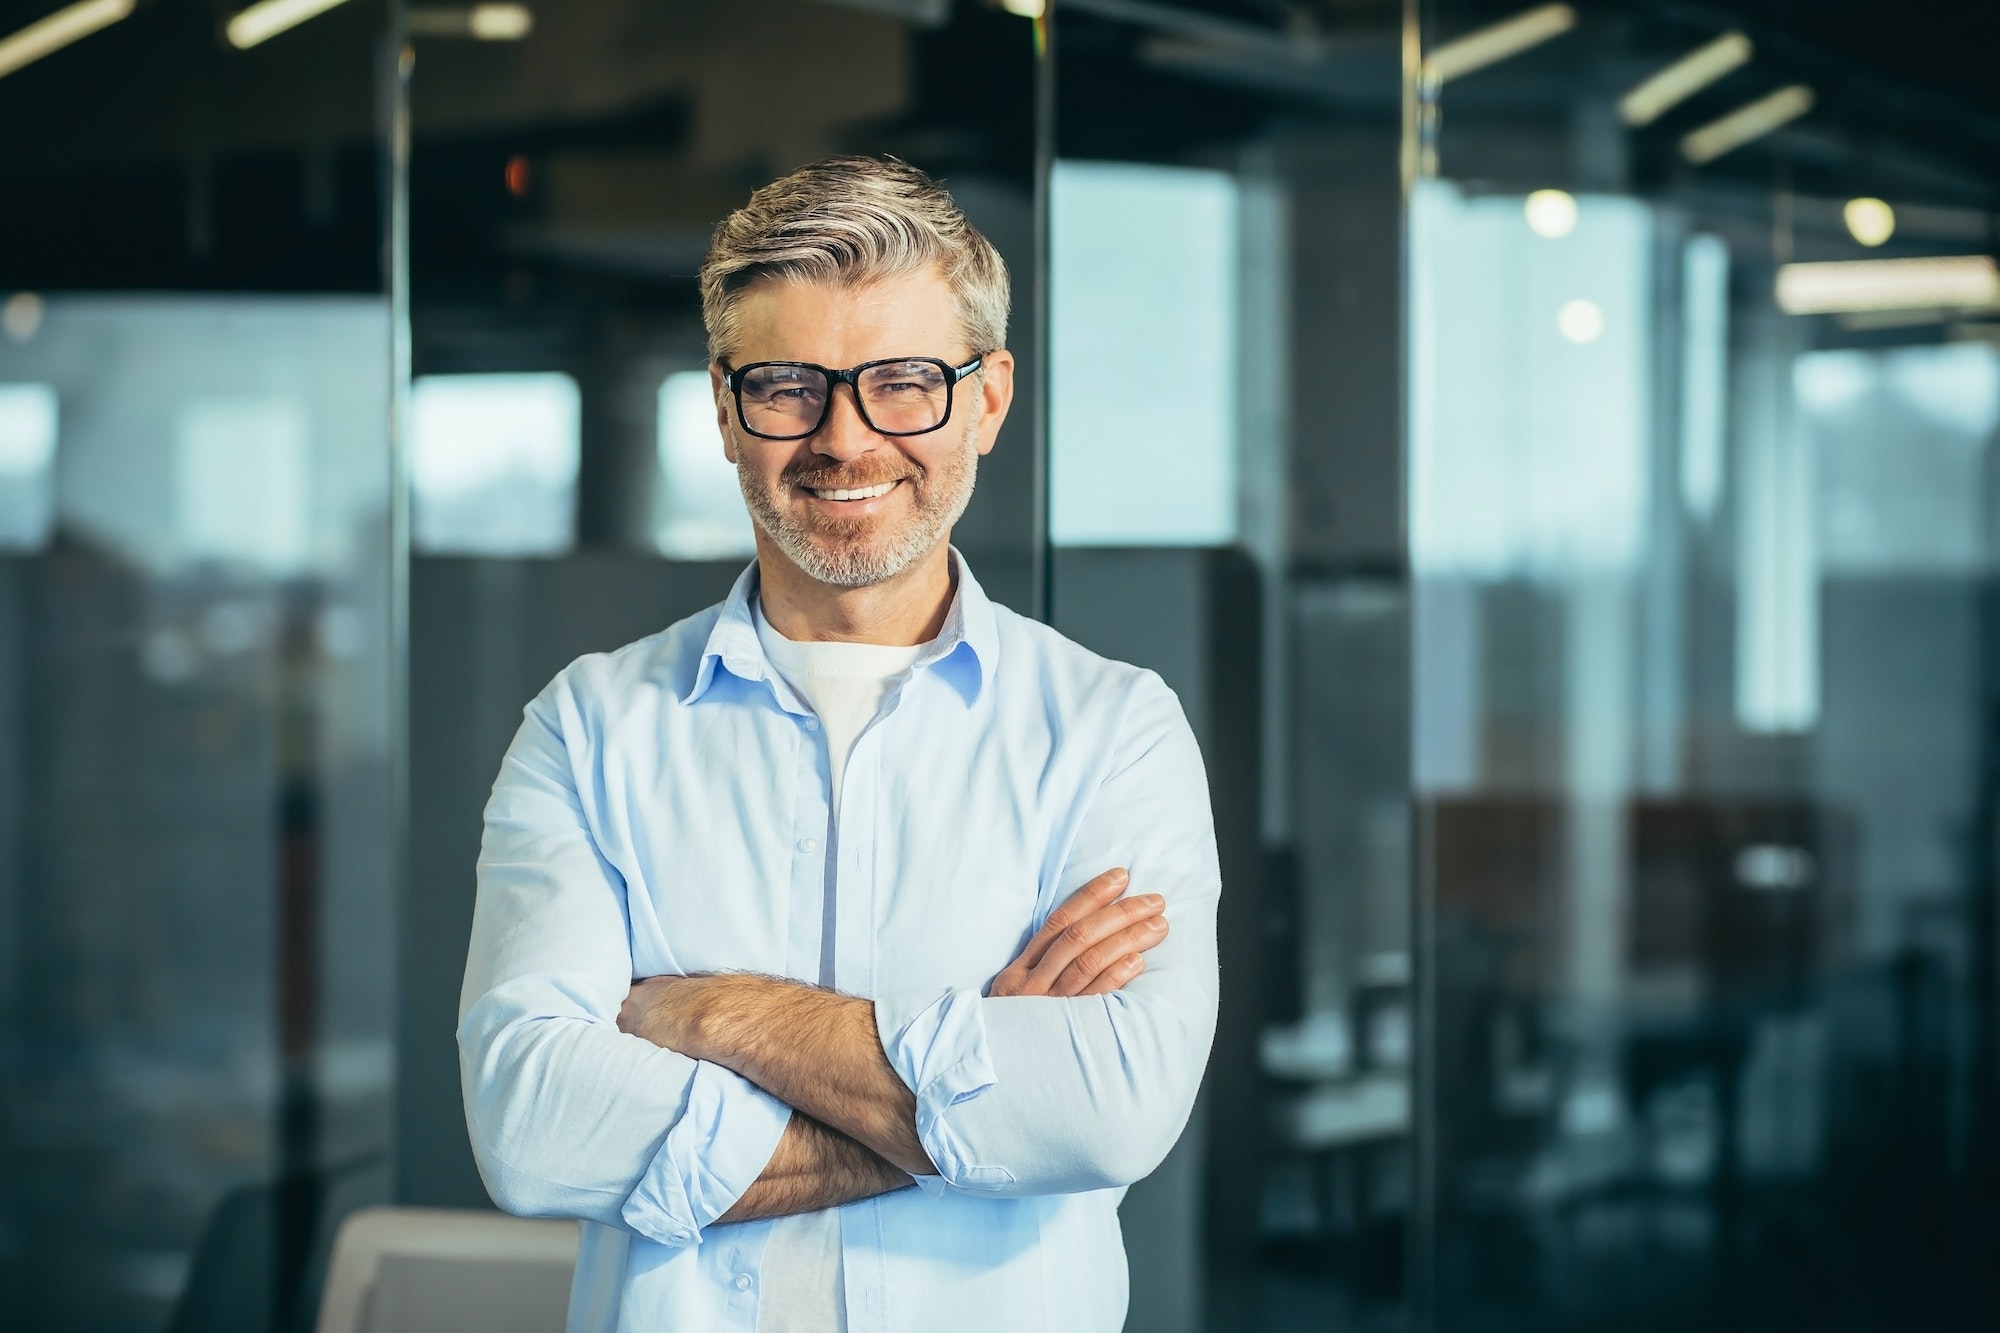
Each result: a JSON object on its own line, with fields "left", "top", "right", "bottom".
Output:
{"left": 802, "top": 480, "right": 901, "bottom": 501}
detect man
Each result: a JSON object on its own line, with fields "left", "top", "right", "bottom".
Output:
{"left": 459, "top": 156, "right": 1219, "bottom": 1333}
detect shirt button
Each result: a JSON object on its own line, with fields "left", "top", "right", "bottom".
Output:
{"left": 734, "top": 1274, "right": 753, "bottom": 1292}
{"left": 797, "top": 837, "right": 819, "bottom": 854}
{"left": 801, "top": 717, "right": 820, "bottom": 731}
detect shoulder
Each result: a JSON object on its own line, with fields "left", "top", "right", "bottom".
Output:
{"left": 986, "top": 603, "right": 1190, "bottom": 742}
{"left": 529, "top": 602, "right": 722, "bottom": 730}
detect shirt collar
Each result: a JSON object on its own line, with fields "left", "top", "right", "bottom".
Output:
{"left": 682, "top": 548, "right": 996, "bottom": 708}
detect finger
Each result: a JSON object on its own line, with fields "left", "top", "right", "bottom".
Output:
{"left": 1046, "top": 913, "right": 1169, "bottom": 996}
{"left": 987, "top": 961, "right": 1029, "bottom": 998}
{"left": 1029, "top": 893, "right": 1163, "bottom": 991}
{"left": 1077, "top": 954, "right": 1146, "bottom": 997}
{"left": 1014, "top": 868, "right": 1129, "bottom": 971}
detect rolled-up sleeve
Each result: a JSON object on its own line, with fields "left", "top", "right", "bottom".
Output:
{"left": 458, "top": 681, "right": 792, "bottom": 1247}
{"left": 874, "top": 674, "right": 1221, "bottom": 1197}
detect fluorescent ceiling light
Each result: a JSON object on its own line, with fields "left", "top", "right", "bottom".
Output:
{"left": 226, "top": 0, "right": 351, "bottom": 50}
{"left": 1680, "top": 84, "right": 1813, "bottom": 164}
{"left": 1423, "top": 4, "right": 1576, "bottom": 84}
{"left": 469, "top": 4, "right": 531, "bottom": 39}
{"left": 1618, "top": 31, "right": 1752, "bottom": 127}
{"left": 408, "top": 4, "right": 533, "bottom": 38}
{"left": 0, "top": 0, "right": 133, "bottom": 82}
{"left": 1775, "top": 256, "right": 2000, "bottom": 315}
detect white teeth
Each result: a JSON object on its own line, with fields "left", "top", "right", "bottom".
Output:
{"left": 809, "top": 481, "right": 897, "bottom": 501}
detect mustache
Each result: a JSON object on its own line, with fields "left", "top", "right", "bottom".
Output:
{"left": 782, "top": 459, "right": 921, "bottom": 490}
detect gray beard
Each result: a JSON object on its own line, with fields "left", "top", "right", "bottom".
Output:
{"left": 737, "top": 419, "right": 979, "bottom": 589}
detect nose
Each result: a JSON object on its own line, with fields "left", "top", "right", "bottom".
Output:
{"left": 809, "top": 382, "right": 885, "bottom": 463}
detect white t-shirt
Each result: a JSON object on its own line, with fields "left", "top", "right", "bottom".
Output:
{"left": 751, "top": 600, "right": 924, "bottom": 1333}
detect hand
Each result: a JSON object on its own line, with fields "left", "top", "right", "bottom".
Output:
{"left": 618, "top": 973, "right": 714, "bottom": 1056}
{"left": 989, "top": 868, "right": 1168, "bottom": 998}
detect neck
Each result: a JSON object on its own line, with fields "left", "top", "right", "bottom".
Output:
{"left": 755, "top": 537, "right": 957, "bottom": 646}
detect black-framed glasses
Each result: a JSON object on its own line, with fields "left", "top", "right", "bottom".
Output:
{"left": 720, "top": 354, "right": 984, "bottom": 441}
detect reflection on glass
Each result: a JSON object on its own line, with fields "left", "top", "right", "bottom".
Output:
{"left": 0, "top": 297, "right": 393, "bottom": 1330}
{"left": 655, "top": 370, "right": 755, "bottom": 561}
{"left": 411, "top": 372, "right": 580, "bottom": 557}
{"left": 1680, "top": 234, "right": 1729, "bottom": 521}
{"left": 0, "top": 381, "right": 56, "bottom": 549}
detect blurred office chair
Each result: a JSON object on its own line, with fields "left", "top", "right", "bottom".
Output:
{"left": 314, "top": 1207, "right": 577, "bottom": 1333}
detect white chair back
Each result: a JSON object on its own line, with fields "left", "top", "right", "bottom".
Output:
{"left": 315, "top": 1206, "right": 578, "bottom": 1333}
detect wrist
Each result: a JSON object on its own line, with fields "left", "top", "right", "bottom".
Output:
{"left": 685, "top": 973, "right": 777, "bottom": 1067}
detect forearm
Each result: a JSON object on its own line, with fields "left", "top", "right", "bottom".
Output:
{"left": 633, "top": 974, "right": 934, "bottom": 1175}
{"left": 714, "top": 1113, "right": 912, "bottom": 1224}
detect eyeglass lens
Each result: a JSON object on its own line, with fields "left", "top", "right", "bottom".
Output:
{"left": 738, "top": 360, "right": 953, "bottom": 438}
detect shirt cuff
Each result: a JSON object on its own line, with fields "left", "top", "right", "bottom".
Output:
{"left": 620, "top": 1060, "right": 792, "bottom": 1247}
{"left": 874, "top": 987, "right": 1013, "bottom": 1192}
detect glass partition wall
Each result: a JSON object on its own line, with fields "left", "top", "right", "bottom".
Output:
{"left": 1410, "top": 2, "right": 2000, "bottom": 1329}
{"left": 1048, "top": 4, "right": 1413, "bottom": 1330}
{"left": 0, "top": 3, "right": 399, "bottom": 1330}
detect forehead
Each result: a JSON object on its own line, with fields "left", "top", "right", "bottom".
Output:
{"left": 728, "top": 265, "right": 964, "bottom": 366}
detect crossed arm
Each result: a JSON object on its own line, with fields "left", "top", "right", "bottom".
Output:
{"left": 461, "top": 670, "right": 1216, "bottom": 1244}
{"left": 621, "top": 869, "right": 1172, "bottom": 1224}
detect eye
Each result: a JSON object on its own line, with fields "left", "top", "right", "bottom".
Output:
{"left": 743, "top": 368, "right": 825, "bottom": 404}
{"left": 867, "top": 363, "right": 946, "bottom": 395}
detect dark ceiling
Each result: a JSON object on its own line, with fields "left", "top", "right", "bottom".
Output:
{"left": 0, "top": 0, "right": 1992, "bottom": 295}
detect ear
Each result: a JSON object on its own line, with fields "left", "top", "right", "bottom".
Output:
{"left": 711, "top": 363, "right": 738, "bottom": 465}
{"left": 972, "top": 350, "right": 1015, "bottom": 458}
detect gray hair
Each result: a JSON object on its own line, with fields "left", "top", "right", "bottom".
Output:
{"left": 699, "top": 155, "right": 1010, "bottom": 364}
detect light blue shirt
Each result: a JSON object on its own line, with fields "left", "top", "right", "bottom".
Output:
{"left": 458, "top": 554, "right": 1221, "bottom": 1333}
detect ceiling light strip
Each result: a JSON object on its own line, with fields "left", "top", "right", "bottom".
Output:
{"left": 226, "top": 0, "right": 352, "bottom": 50}
{"left": 1617, "top": 31, "right": 1752, "bottom": 127}
{"left": 406, "top": 4, "right": 533, "bottom": 39}
{"left": 1775, "top": 256, "right": 2000, "bottom": 315}
{"left": 468, "top": 4, "right": 532, "bottom": 39}
{"left": 1680, "top": 84, "right": 1813, "bottom": 164}
{"left": 1423, "top": 3, "right": 1576, "bottom": 85}
{"left": 0, "top": 0, "right": 134, "bottom": 82}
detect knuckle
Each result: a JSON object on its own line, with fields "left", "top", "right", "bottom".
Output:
{"left": 1060, "top": 921, "right": 1094, "bottom": 950}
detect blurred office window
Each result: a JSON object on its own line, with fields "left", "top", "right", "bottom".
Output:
{"left": 655, "top": 369, "right": 755, "bottom": 560}
{"left": 0, "top": 383, "right": 57, "bottom": 550}
{"left": 411, "top": 373, "right": 581, "bottom": 557}
{"left": 1050, "top": 161, "right": 1239, "bottom": 547}
{"left": 175, "top": 398, "right": 314, "bottom": 574}
{"left": 1806, "top": 344, "right": 1999, "bottom": 575}
{"left": 1410, "top": 183, "right": 1652, "bottom": 577}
